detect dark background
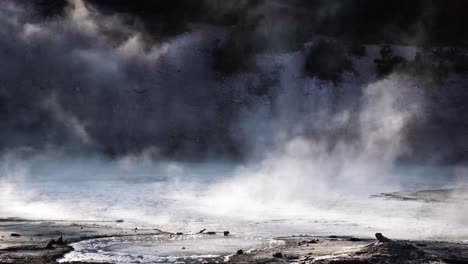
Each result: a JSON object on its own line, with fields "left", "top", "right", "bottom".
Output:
{"left": 2, "top": 0, "right": 467, "bottom": 164}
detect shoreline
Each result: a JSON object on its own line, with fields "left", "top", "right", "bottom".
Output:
{"left": 0, "top": 218, "right": 163, "bottom": 264}
{"left": 1, "top": 218, "right": 468, "bottom": 263}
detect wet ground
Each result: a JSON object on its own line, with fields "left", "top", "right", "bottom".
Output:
{"left": 1, "top": 217, "right": 468, "bottom": 264}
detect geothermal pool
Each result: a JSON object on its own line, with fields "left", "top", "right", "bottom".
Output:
{"left": 58, "top": 234, "right": 284, "bottom": 263}
{"left": 1, "top": 159, "right": 467, "bottom": 263}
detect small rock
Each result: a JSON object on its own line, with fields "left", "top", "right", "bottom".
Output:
{"left": 45, "top": 239, "right": 56, "bottom": 249}
{"left": 273, "top": 252, "right": 283, "bottom": 258}
{"left": 348, "top": 237, "right": 361, "bottom": 242}
{"left": 176, "top": 232, "right": 184, "bottom": 235}
{"left": 237, "top": 249, "right": 244, "bottom": 255}
{"left": 181, "top": 247, "right": 186, "bottom": 250}
{"left": 10, "top": 233, "right": 21, "bottom": 237}
{"left": 224, "top": 231, "right": 230, "bottom": 236}
{"left": 198, "top": 229, "right": 206, "bottom": 234}
{"left": 206, "top": 231, "right": 216, "bottom": 235}
{"left": 115, "top": 219, "right": 125, "bottom": 223}
{"left": 56, "top": 236, "right": 64, "bottom": 244}
{"left": 375, "top": 233, "right": 391, "bottom": 242}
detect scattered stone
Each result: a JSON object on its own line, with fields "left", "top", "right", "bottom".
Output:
{"left": 273, "top": 252, "right": 283, "bottom": 258}
{"left": 224, "top": 231, "right": 230, "bottom": 236}
{"left": 237, "top": 249, "right": 244, "bottom": 255}
{"left": 10, "top": 233, "right": 21, "bottom": 237}
{"left": 176, "top": 232, "right": 184, "bottom": 235}
{"left": 115, "top": 219, "right": 124, "bottom": 223}
{"left": 299, "top": 239, "right": 319, "bottom": 246}
{"left": 206, "top": 231, "right": 216, "bottom": 235}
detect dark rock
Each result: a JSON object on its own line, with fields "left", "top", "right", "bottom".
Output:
{"left": 206, "top": 231, "right": 216, "bottom": 235}
{"left": 56, "top": 236, "right": 64, "bottom": 245}
{"left": 10, "top": 233, "right": 21, "bottom": 237}
{"left": 176, "top": 232, "right": 184, "bottom": 235}
{"left": 198, "top": 229, "right": 206, "bottom": 234}
{"left": 348, "top": 237, "right": 361, "bottom": 242}
{"left": 375, "top": 233, "right": 391, "bottom": 242}
{"left": 45, "top": 239, "right": 56, "bottom": 249}
{"left": 224, "top": 231, "right": 230, "bottom": 236}
{"left": 273, "top": 252, "right": 283, "bottom": 258}
{"left": 237, "top": 249, "right": 244, "bottom": 255}
{"left": 299, "top": 239, "right": 319, "bottom": 245}
{"left": 115, "top": 219, "right": 125, "bottom": 223}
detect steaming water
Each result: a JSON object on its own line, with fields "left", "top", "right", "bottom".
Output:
{"left": 59, "top": 235, "right": 283, "bottom": 263}
{"left": 1, "top": 159, "right": 467, "bottom": 263}
{"left": 1, "top": 1, "right": 468, "bottom": 263}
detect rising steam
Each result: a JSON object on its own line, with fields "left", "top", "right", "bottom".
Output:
{"left": 0, "top": 0, "right": 467, "bottom": 241}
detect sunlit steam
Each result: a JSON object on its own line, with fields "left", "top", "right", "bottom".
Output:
{"left": 0, "top": 0, "right": 467, "bottom": 243}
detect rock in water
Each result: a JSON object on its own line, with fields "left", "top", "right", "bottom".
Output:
{"left": 236, "top": 249, "right": 244, "bottom": 255}
{"left": 224, "top": 231, "right": 230, "bottom": 236}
